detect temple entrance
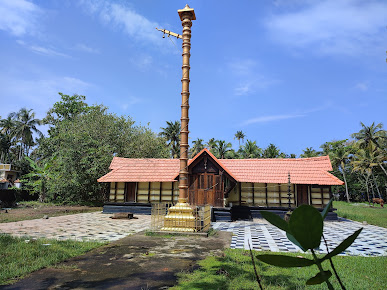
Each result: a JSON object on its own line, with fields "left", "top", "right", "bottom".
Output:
{"left": 296, "top": 184, "right": 309, "bottom": 206}
{"left": 189, "top": 173, "right": 223, "bottom": 207}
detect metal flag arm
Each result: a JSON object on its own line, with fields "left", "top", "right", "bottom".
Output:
{"left": 155, "top": 28, "right": 182, "bottom": 39}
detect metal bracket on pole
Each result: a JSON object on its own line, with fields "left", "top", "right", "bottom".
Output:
{"left": 156, "top": 28, "right": 182, "bottom": 39}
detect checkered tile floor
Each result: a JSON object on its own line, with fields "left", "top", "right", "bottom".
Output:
{"left": 212, "top": 219, "right": 387, "bottom": 256}
{"left": 0, "top": 212, "right": 151, "bottom": 242}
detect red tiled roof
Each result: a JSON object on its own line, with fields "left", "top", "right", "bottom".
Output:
{"left": 98, "top": 158, "right": 179, "bottom": 182}
{"left": 220, "top": 156, "right": 343, "bottom": 185}
{"left": 98, "top": 150, "right": 343, "bottom": 185}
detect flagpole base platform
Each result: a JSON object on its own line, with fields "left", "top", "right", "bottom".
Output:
{"left": 161, "top": 202, "right": 197, "bottom": 232}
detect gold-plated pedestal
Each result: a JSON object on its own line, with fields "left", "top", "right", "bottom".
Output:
{"left": 161, "top": 202, "right": 197, "bottom": 232}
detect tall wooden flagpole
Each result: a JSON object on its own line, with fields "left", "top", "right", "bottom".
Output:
{"left": 162, "top": 5, "right": 196, "bottom": 232}
{"left": 178, "top": 4, "right": 195, "bottom": 204}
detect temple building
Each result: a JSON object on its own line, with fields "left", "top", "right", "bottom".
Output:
{"left": 98, "top": 149, "right": 343, "bottom": 220}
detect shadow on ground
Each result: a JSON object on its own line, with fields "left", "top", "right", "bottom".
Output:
{"left": 1, "top": 231, "right": 232, "bottom": 290}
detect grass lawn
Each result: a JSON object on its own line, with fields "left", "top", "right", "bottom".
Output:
{"left": 0, "top": 201, "right": 102, "bottom": 223}
{"left": 173, "top": 249, "right": 387, "bottom": 289}
{"left": 0, "top": 234, "right": 103, "bottom": 285}
{"left": 334, "top": 201, "right": 387, "bottom": 228}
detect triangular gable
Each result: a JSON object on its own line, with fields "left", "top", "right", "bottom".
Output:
{"left": 173, "top": 148, "right": 238, "bottom": 182}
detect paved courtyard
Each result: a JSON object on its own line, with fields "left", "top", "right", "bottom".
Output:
{"left": 1, "top": 212, "right": 386, "bottom": 257}
{"left": 0, "top": 211, "right": 151, "bottom": 242}
{"left": 212, "top": 219, "right": 387, "bottom": 256}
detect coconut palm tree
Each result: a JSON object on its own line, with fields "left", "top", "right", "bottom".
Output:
{"left": 352, "top": 148, "right": 379, "bottom": 202}
{"left": 159, "top": 121, "right": 180, "bottom": 158}
{"left": 329, "top": 145, "right": 352, "bottom": 202}
{"left": 262, "top": 143, "right": 281, "bottom": 158}
{"left": 234, "top": 130, "right": 246, "bottom": 147}
{"left": 300, "top": 147, "right": 320, "bottom": 158}
{"left": 206, "top": 138, "right": 217, "bottom": 150}
{"left": 0, "top": 133, "right": 12, "bottom": 163}
{"left": 226, "top": 148, "right": 239, "bottom": 159}
{"left": 0, "top": 115, "right": 16, "bottom": 135}
{"left": 351, "top": 122, "right": 386, "bottom": 150}
{"left": 12, "top": 108, "right": 42, "bottom": 158}
{"left": 213, "top": 140, "right": 232, "bottom": 159}
{"left": 238, "top": 139, "right": 261, "bottom": 158}
{"left": 191, "top": 138, "right": 204, "bottom": 157}
{"left": 0, "top": 115, "right": 16, "bottom": 163}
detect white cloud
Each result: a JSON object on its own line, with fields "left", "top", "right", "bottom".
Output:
{"left": 80, "top": 0, "right": 161, "bottom": 45}
{"left": 241, "top": 103, "right": 332, "bottom": 125}
{"left": 229, "top": 59, "right": 257, "bottom": 76}
{"left": 235, "top": 83, "right": 252, "bottom": 96}
{"left": 130, "top": 54, "right": 153, "bottom": 71}
{"left": 228, "top": 59, "right": 279, "bottom": 96}
{"left": 121, "top": 96, "right": 142, "bottom": 111}
{"left": 16, "top": 40, "right": 70, "bottom": 57}
{"left": 0, "top": 0, "right": 41, "bottom": 36}
{"left": 62, "top": 77, "right": 92, "bottom": 89}
{"left": 29, "top": 45, "right": 70, "bottom": 57}
{"left": 75, "top": 43, "right": 100, "bottom": 54}
{"left": 242, "top": 114, "right": 305, "bottom": 125}
{"left": 265, "top": 0, "right": 387, "bottom": 56}
{"left": 354, "top": 82, "right": 368, "bottom": 91}
{"left": 233, "top": 76, "right": 279, "bottom": 96}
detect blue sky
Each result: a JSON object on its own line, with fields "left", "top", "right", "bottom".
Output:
{"left": 0, "top": 0, "right": 386, "bottom": 156}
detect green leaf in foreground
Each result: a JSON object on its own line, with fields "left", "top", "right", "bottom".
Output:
{"left": 289, "top": 205, "right": 323, "bottom": 250}
{"left": 260, "top": 211, "right": 289, "bottom": 232}
{"left": 255, "top": 254, "right": 315, "bottom": 267}
{"left": 286, "top": 232, "right": 306, "bottom": 252}
{"left": 321, "top": 199, "right": 333, "bottom": 220}
{"left": 306, "top": 270, "right": 332, "bottom": 285}
{"left": 321, "top": 228, "right": 363, "bottom": 262}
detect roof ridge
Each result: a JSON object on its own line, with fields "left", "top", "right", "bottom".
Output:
{"left": 221, "top": 155, "right": 330, "bottom": 161}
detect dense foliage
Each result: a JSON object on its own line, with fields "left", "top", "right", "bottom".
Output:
{"left": 1, "top": 94, "right": 168, "bottom": 203}
{"left": 1, "top": 94, "right": 385, "bottom": 204}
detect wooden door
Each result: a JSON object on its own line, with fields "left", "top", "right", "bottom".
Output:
{"left": 297, "top": 184, "right": 309, "bottom": 206}
{"left": 189, "top": 175, "right": 198, "bottom": 205}
{"left": 125, "top": 182, "right": 136, "bottom": 202}
{"left": 189, "top": 173, "right": 223, "bottom": 207}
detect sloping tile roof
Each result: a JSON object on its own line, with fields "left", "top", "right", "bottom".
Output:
{"left": 98, "top": 149, "right": 343, "bottom": 185}
{"left": 98, "top": 159, "right": 179, "bottom": 182}
{"left": 220, "top": 156, "right": 343, "bottom": 185}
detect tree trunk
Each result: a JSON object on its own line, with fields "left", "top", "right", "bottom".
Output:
{"left": 370, "top": 183, "right": 375, "bottom": 200}
{"left": 39, "top": 180, "right": 46, "bottom": 203}
{"left": 19, "top": 144, "right": 22, "bottom": 160}
{"left": 363, "top": 174, "right": 370, "bottom": 204}
{"left": 366, "top": 182, "right": 370, "bottom": 204}
{"left": 379, "top": 163, "right": 387, "bottom": 177}
{"left": 372, "top": 172, "right": 382, "bottom": 198}
{"left": 341, "top": 162, "right": 350, "bottom": 202}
